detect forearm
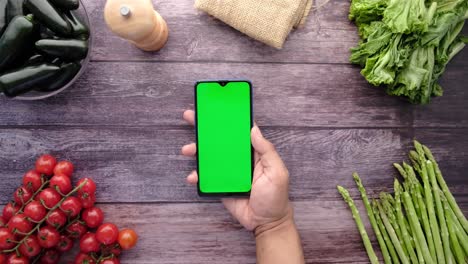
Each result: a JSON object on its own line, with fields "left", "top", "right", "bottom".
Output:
{"left": 255, "top": 210, "right": 305, "bottom": 264}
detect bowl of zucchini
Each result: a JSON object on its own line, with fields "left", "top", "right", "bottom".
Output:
{"left": 0, "top": 0, "right": 91, "bottom": 100}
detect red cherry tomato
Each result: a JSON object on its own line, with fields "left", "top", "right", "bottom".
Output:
{"left": 39, "top": 249, "right": 61, "bottom": 264}
{"left": 74, "top": 253, "right": 96, "bottom": 264}
{"left": 7, "top": 214, "right": 32, "bottom": 235}
{"left": 46, "top": 210, "right": 67, "bottom": 228}
{"left": 24, "top": 201, "right": 47, "bottom": 222}
{"left": 13, "top": 186, "right": 33, "bottom": 206}
{"left": 77, "top": 178, "right": 96, "bottom": 197}
{"left": 6, "top": 254, "right": 29, "bottom": 264}
{"left": 37, "top": 226, "right": 60, "bottom": 248}
{"left": 56, "top": 235, "right": 73, "bottom": 252}
{"left": 80, "top": 232, "right": 100, "bottom": 253}
{"left": 2, "top": 202, "right": 19, "bottom": 222}
{"left": 49, "top": 174, "right": 72, "bottom": 195}
{"left": 81, "top": 207, "right": 104, "bottom": 228}
{"left": 100, "top": 258, "right": 120, "bottom": 264}
{"left": 60, "top": 196, "right": 82, "bottom": 217}
{"left": 66, "top": 221, "right": 88, "bottom": 239}
{"left": 79, "top": 193, "right": 96, "bottom": 209}
{"left": 37, "top": 188, "right": 61, "bottom": 208}
{"left": 96, "top": 223, "right": 119, "bottom": 245}
{"left": 118, "top": 228, "right": 138, "bottom": 250}
{"left": 0, "top": 254, "right": 5, "bottom": 263}
{"left": 0, "top": 216, "right": 4, "bottom": 227}
{"left": 18, "top": 235, "right": 41, "bottom": 257}
{"left": 0, "top": 227, "right": 15, "bottom": 250}
{"left": 35, "top": 154, "right": 57, "bottom": 176}
{"left": 22, "top": 170, "right": 43, "bottom": 192}
{"left": 53, "top": 161, "right": 74, "bottom": 177}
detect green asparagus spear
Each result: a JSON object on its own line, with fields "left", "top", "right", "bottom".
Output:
{"left": 444, "top": 196, "right": 466, "bottom": 264}
{"left": 409, "top": 150, "right": 422, "bottom": 174}
{"left": 421, "top": 158, "right": 444, "bottom": 264}
{"left": 408, "top": 218, "right": 425, "bottom": 264}
{"left": 353, "top": 173, "right": 392, "bottom": 264}
{"left": 394, "top": 163, "right": 408, "bottom": 179}
{"left": 427, "top": 161, "right": 452, "bottom": 264}
{"left": 395, "top": 180, "right": 419, "bottom": 264}
{"left": 403, "top": 163, "right": 423, "bottom": 194}
{"left": 411, "top": 178, "right": 436, "bottom": 262}
{"left": 402, "top": 191, "right": 434, "bottom": 264}
{"left": 448, "top": 207, "right": 468, "bottom": 256}
{"left": 337, "top": 186, "right": 379, "bottom": 264}
{"left": 422, "top": 143, "right": 468, "bottom": 234}
{"left": 401, "top": 162, "right": 436, "bottom": 261}
{"left": 373, "top": 200, "right": 401, "bottom": 264}
{"left": 377, "top": 201, "right": 410, "bottom": 264}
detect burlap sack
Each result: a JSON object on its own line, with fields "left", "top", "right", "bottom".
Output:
{"left": 195, "top": 0, "right": 313, "bottom": 49}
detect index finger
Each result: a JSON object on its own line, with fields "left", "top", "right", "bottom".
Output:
{"left": 183, "top": 110, "right": 195, "bottom": 126}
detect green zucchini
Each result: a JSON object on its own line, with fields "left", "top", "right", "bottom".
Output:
{"left": 65, "top": 10, "right": 88, "bottom": 39}
{"left": 0, "top": 0, "right": 7, "bottom": 35}
{"left": 24, "top": 0, "right": 71, "bottom": 36}
{"left": 49, "top": 0, "right": 79, "bottom": 10}
{"left": 0, "top": 63, "right": 60, "bottom": 97}
{"left": 36, "top": 39, "right": 88, "bottom": 60}
{"left": 36, "top": 62, "right": 80, "bottom": 92}
{"left": 0, "top": 15, "right": 35, "bottom": 72}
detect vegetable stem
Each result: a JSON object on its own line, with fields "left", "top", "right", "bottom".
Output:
{"left": 337, "top": 186, "right": 379, "bottom": 264}
{"left": 353, "top": 173, "right": 392, "bottom": 264}
{"left": 422, "top": 144, "right": 468, "bottom": 234}
{"left": 402, "top": 191, "right": 434, "bottom": 264}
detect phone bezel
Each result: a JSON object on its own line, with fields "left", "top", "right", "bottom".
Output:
{"left": 194, "top": 80, "right": 254, "bottom": 197}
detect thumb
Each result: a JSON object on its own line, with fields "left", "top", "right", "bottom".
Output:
{"left": 251, "top": 126, "right": 276, "bottom": 156}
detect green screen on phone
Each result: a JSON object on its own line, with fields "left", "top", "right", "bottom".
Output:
{"left": 195, "top": 81, "right": 253, "bottom": 195}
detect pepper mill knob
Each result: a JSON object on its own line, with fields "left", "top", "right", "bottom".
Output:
{"left": 104, "top": 0, "right": 169, "bottom": 51}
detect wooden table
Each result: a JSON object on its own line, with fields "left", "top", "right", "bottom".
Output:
{"left": 1, "top": 0, "right": 467, "bottom": 263}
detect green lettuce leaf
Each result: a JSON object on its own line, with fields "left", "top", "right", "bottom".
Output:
{"left": 349, "top": 0, "right": 388, "bottom": 25}
{"left": 383, "top": 0, "right": 428, "bottom": 33}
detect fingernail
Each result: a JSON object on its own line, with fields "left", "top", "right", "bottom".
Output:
{"left": 253, "top": 126, "right": 263, "bottom": 138}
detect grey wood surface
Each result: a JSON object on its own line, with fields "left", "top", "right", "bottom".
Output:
{"left": 0, "top": 0, "right": 467, "bottom": 263}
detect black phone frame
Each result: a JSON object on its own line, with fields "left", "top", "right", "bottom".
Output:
{"left": 194, "top": 80, "right": 254, "bottom": 197}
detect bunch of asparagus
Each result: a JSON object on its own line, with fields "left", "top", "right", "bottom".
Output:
{"left": 338, "top": 141, "right": 468, "bottom": 264}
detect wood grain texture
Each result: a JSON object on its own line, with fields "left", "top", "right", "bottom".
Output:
{"left": 56, "top": 200, "right": 468, "bottom": 264}
{"left": 1, "top": 127, "right": 466, "bottom": 204}
{"left": 0, "top": 62, "right": 417, "bottom": 127}
{"left": 85, "top": 0, "right": 468, "bottom": 65}
{"left": 0, "top": 0, "right": 467, "bottom": 263}
{"left": 413, "top": 64, "right": 468, "bottom": 128}
{"left": 86, "top": 0, "right": 358, "bottom": 64}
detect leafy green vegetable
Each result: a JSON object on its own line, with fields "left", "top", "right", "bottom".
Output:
{"left": 349, "top": 0, "right": 467, "bottom": 104}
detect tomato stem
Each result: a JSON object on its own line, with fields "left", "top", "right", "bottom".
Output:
{"left": 1, "top": 179, "right": 88, "bottom": 254}
{"left": 18, "top": 180, "right": 50, "bottom": 213}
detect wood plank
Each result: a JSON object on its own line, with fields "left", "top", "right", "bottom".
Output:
{"left": 86, "top": 0, "right": 468, "bottom": 66}
{"left": 413, "top": 64, "right": 468, "bottom": 127}
{"left": 0, "top": 62, "right": 414, "bottom": 127}
{"left": 0, "top": 127, "right": 466, "bottom": 203}
{"left": 55, "top": 200, "right": 467, "bottom": 263}
{"left": 86, "top": 0, "right": 359, "bottom": 64}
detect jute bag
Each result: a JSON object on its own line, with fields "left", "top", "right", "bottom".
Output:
{"left": 195, "top": 0, "right": 313, "bottom": 49}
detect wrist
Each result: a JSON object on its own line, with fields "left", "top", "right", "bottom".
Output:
{"left": 254, "top": 204, "right": 295, "bottom": 238}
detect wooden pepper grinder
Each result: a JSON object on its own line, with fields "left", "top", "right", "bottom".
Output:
{"left": 104, "top": 0, "right": 169, "bottom": 51}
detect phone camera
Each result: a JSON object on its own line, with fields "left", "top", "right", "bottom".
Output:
{"left": 219, "top": 81, "right": 228, "bottom": 87}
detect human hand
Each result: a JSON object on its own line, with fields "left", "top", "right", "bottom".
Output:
{"left": 181, "top": 110, "right": 293, "bottom": 233}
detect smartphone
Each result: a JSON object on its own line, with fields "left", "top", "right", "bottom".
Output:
{"left": 194, "top": 80, "right": 253, "bottom": 196}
